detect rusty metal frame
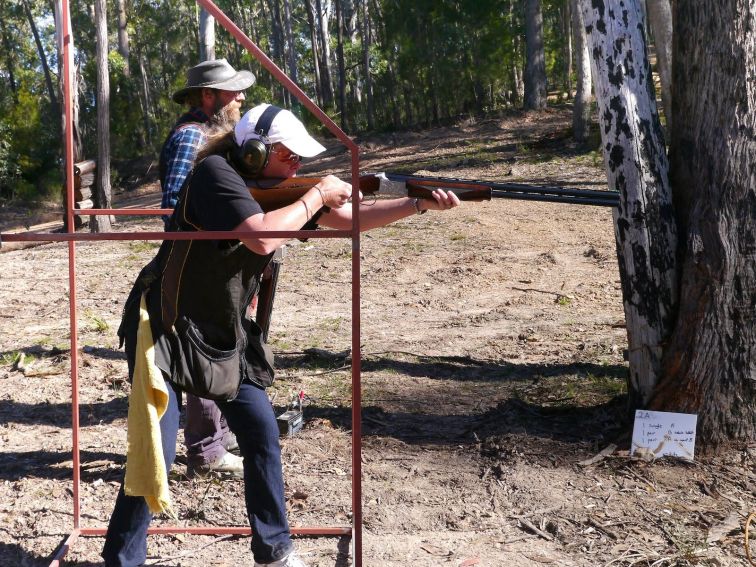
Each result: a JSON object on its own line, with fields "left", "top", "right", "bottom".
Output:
{"left": 1, "top": 0, "right": 363, "bottom": 564}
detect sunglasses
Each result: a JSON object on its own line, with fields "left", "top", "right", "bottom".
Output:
{"left": 271, "top": 145, "right": 301, "bottom": 164}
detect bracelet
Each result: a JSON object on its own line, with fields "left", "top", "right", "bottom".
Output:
{"left": 315, "top": 186, "right": 326, "bottom": 208}
{"left": 299, "top": 198, "right": 312, "bottom": 220}
{"left": 413, "top": 198, "right": 427, "bottom": 215}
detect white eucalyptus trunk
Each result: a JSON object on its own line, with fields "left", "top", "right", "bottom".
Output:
{"left": 580, "top": 0, "right": 677, "bottom": 404}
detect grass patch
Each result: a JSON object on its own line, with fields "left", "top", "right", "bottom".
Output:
{"left": 85, "top": 310, "right": 110, "bottom": 333}
{"left": 1, "top": 351, "right": 22, "bottom": 366}
{"left": 129, "top": 241, "right": 160, "bottom": 254}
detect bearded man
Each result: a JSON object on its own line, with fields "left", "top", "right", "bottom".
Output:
{"left": 160, "top": 58, "right": 255, "bottom": 212}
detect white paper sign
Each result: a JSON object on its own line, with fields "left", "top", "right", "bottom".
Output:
{"left": 631, "top": 410, "right": 697, "bottom": 461}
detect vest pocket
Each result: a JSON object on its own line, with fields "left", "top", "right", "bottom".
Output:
{"left": 170, "top": 316, "right": 242, "bottom": 401}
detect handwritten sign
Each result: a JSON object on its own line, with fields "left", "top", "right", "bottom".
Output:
{"left": 631, "top": 410, "right": 698, "bottom": 461}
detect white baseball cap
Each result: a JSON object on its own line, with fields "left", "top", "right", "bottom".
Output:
{"left": 234, "top": 104, "right": 327, "bottom": 158}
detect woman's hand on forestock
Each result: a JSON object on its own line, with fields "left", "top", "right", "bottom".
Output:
{"left": 314, "top": 175, "right": 357, "bottom": 209}
{"left": 420, "top": 189, "right": 461, "bottom": 212}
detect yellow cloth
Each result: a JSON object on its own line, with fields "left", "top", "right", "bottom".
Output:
{"left": 124, "top": 293, "right": 173, "bottom": 516}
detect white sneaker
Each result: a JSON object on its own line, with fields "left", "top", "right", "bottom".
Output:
{"left": 254, "top": 551, "right": 307, "bottom": 567}
{"left": 188, "top": 450, "right": 244, "bottom": 479}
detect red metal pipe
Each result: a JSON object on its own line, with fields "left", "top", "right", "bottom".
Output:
{"left": 48, "top": 529, "right": 80, "bottom": 567}
{"left": 1, "top": 229, "right": 350, "bottom": 243}
{"left": 58, "top": 0, "right": 82, "bottom": 532}
{"left": 350, "top": 151, "right": 363, "bottom": 565}
{"left": 77, "top": 208, "right": 173, "bottom": 215}
{"left": 77, "top": 526, "right": 352, "bottom": 536}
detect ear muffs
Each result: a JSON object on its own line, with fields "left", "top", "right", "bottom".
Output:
{"left": 231, "top": 137, "right": 270, "bottom": 177}
{"left": 230, "top": 105, "right": 283, "bottom": 177}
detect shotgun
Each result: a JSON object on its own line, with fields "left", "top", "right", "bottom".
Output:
{"left": 247, "top": 172, "right": 620, "bottom": 211}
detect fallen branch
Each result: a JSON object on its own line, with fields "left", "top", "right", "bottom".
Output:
{"left": 145, "top": 534, "right": 234, "bottom": 565}
{"left": 517, "top": 518, "right": 554, "bottom": 541}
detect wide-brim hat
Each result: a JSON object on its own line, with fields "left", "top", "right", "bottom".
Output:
{"left": 235, "top": 104, "right": 326, "bottom": 158}
{"left": 172, "top": 58, "right": 256, "bottom": 104}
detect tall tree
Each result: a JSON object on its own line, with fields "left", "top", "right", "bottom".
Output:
{"left": 22, "top": 0, "right": 58, "bottom": 115}
{"left": 304, "top": 0, "right": 324, "bottom": 106}
{"left": 581, "top": 0, "right": 677, "bottom": 405}
{"left": 570, "top": 0, "right": 591, "bottom": 143}
{"left": 199, "top": 8, "right": 216, "bottom": 61}
{"left": 523, "top": 0, "right": 547, "bottom": 109}
{"left": 334, "top": 0, "right": 348, "bottom": 130}
{"left": 92, "top": 0, "right": 112, "bottom": 232}
{"left": 315, "top": 0, "right": 334, "bottom": 107}
{"left": 281, "top": 0, "right": 299, "bottom": 100}
{"left": 645, "top": 0, "right": 672, "bottom": 130}
{"left": 0, "top": 0, "right": 18, "bottom": 102}
{"left": 360, "top": 0, "right": 374, "bottom": 129}
{"left": 116, "top": 0, "right": 130, "bottom": 75}
{"left": 653, "top": 0, "right": 756, "bottom": 445}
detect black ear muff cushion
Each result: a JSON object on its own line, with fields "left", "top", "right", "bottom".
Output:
{"left": 232, "top": 138, "right": 269, "bottom": 177}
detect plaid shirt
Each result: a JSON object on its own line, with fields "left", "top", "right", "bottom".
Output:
{"left": 159, "top": 109, "right": 210, "bottom": 211}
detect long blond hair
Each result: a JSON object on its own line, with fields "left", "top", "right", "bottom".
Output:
{"left": 195, "top": 118, "right": 235, "bottom": 163}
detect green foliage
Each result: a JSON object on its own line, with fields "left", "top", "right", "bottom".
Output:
{"left": 1, "top": 0, "right": 578, "bottom": 200}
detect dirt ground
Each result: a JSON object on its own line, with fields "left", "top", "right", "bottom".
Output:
{"left": 1, "top": 107, "right": 754, "bottom": 567}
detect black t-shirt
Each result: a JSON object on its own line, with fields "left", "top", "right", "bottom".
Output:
{"left": 183, "top": 154, "right": 264, "bottom": 231}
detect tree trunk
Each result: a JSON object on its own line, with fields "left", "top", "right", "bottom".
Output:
{"left": 268, "top": 0, "right": 290, "bottom": 106}
{"left": 304, "top": 0, "right": 324, "bottom": 107}
{"left": 281, "top": 0, "right": 298, "bottom": 103}
{"left": 23, "top": 0, "right": 58, "bottom": 115}
{"left": 562, "top": 0, "right": 572, "bottom": 99}
{"left": 316, "top": 0, "right": 334, "bottom": 107}
{"left": 360, "top": 0, "right": 374, "bottom": 129}
{"left": 137, "top": 52, "right": 153, "bottom": 147}
{"left": 645, "top": 0, "right": 673, "bottom": 130}
{"left": 54, "top": 0, "right": 84, "bottom": 230}
{"left": 199, "top": 8, "right": 216, "bottom": 61}
{"left": 335, "top": 0, "right": 348, "bottom": 131}
{"left": 570, "top": 0, "right": 591, "bottom": 143}
{"left": 508, "top": 0, "right": 524, "bottom": 106}
{"left": 0, "top": 0, "right": 17, "bottom": 102}
{"left": 92, "top": 0, "right": 112, "bottom": 232}
{"left": 116, "top": 0, "right": 130, "bottom": 75}
{"left": 523, "top": 0, "right": 547, "bottom": 110}
{"left": 653, "top": 0, "right": 756, "bottom": 447}
{"left": 581, "top": 0, "right": 677, "bottom": 405}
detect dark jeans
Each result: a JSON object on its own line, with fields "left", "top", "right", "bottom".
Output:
{"left": 102, "top": 378, "right": 293, "bottom": 566}
{"left": 184, "top": 393, "right": 230, "bottom": 467}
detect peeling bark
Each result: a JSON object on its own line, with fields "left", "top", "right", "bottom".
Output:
{"left": 581, "top": 0, "right": 677, "bottom": 404}
{"left": 656, "top": 0, "right": 756, "bottom": 446}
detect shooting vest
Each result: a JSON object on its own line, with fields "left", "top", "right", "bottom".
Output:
{"left": 119, "top": 165, "right": 275, "bottom": 401}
